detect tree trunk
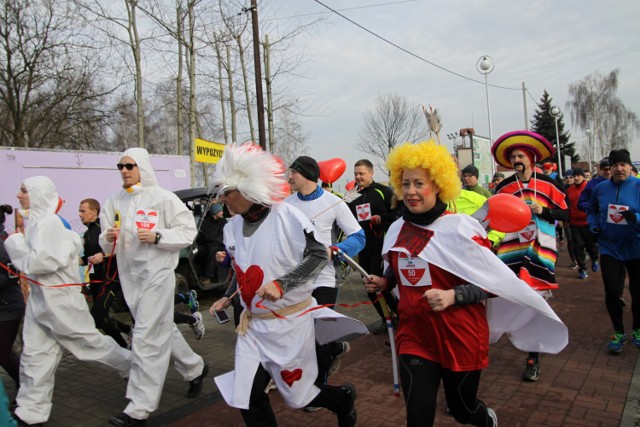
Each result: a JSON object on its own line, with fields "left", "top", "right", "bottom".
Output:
{"left": 214, "top": 35, "right": 228, "bottom": 144}
{"left": 187, "top": 0, "right": 196, "bottom": 186}
{"left": 176, "top": 5, "right": 184, "bottom": 155}
{"left": 226, "top": 45, "right": 237, "bottom": 143}
{"left": 236, "top": 34, "right": 255, "bottom": 143}
{"left": 125, "top": 0, "right": 145, "bottom": 148}
{"left": 264, "top": 35, "right": 274, "bottom": 152}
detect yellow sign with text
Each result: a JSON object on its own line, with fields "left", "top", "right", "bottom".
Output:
{"left": 194, "top": 138, "right": 225, "bottom": 164}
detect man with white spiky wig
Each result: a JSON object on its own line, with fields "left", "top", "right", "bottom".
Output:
{"left": 211, "top": 143, "right": 367, "bottom": 427}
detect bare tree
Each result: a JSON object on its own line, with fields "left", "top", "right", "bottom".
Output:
{"left": 566, "top": 69, "right": 640, "bottom": 162}
{"left": 272, "top": 108, "right": 308, "bottom": 167}
{"left": 358, "top": 92, "right": 428, "bottom": 173}
{"left": 0, "top": 0, "right": 114, "bottom": 149}
{"left": 74, "top": 0, "right": 152, "bottom": 148}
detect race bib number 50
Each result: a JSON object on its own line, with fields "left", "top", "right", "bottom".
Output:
{"left": 398, "top": 254, "right": 431, "bottom": 287}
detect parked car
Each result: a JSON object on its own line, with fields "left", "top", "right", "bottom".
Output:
{"left": 174, "top": 188, "right": 230, "bottom": 294}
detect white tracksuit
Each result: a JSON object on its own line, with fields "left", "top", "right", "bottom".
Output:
{"left": 5, "top": 176, "right": 131, "bottom": 425}
{"left": 99, "top": 148, "right": 203, "bottom": 420}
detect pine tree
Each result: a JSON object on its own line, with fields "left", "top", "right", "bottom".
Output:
{"left": 530, "top": 90, "right": 578, "bottom": 171}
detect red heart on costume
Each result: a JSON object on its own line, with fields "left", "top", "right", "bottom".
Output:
{"left": 135, "top": 210, "right": 158, "bottom": 230}
{"left": 520, "top": 230, "right": 535, "bottom": 240}
{"left": 235, "top": 265, "right": 264, "bottom": 308}
{"left": 400, "top": 268, "right": 426, "bottom": 285}
{"left": 609, "top": 213, "right": 624, "bottom": 223}
{"left": 281, "top": 368, "right": 303, "bottom": 387}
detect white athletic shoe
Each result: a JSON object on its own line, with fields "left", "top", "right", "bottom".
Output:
{"left": 264, "top": 379, "right": 277, "bottom": 393}
{"left": 487, "top": 408, "right": 498, "bottom": 426}
{"left": 190, "top": 312, "right": 205, "bottom": 340}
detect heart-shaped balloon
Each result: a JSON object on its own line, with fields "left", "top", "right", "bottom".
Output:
{"left": 485, "top": 193, "right": 532, "bottom": 233}
{"left": 318, "top": 158, "right": 346, "bottom": 184}
{"left": 345, "top": 180, "right": 356, "bottom": 191}
{"left": 235, "top": 265, "right": 265, "bottom": 309}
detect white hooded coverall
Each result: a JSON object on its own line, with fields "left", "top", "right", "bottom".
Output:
{"left": 99, "top": 148, "right": 203, "bottom": 420}
{"left": 5, "top": 176, "right": 131, "bottom": 425}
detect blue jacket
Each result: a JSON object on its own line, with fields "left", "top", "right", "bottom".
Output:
{"left": 578, "top": 175, "right": 607, "bottom": 212}
{"left": 587, "top": 177, "right": 640, "bottom": 260}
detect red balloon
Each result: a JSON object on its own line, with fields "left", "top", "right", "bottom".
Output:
{"left": 486, "top": 194, "right": 532, "bottom": 233}
{"left": 345, "top": 180, "right": 356, "bottom": 191}
{"left": 318, "top": 158, "right": 347, "bottom": 184}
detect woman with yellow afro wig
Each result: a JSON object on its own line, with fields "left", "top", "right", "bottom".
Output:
{"left": 364, "top": 142, "right": 499, "bottom": 426}
{"left": 386, "top": 140, "right": 461, "bottom": 204}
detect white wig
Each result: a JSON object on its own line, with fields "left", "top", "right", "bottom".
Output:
{"left": 210, "top": 143, "right": 289, "bottom": 205}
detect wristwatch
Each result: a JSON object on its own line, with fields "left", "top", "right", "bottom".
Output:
{"left": 154, "top": 232, "right": 162, "bottom": 245}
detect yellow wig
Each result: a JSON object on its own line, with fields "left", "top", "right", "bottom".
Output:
{"left": 386, "top": 140, "right": 461, "bottom": 203}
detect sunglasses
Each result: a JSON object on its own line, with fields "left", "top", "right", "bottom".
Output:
{"left": 117, "top": 163, "right": 137, "bottom": 171}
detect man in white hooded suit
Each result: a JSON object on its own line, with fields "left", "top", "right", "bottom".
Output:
{"left": 5, "top": 176, "right": 131, "bottom": 426}
{"left": 100, "top": 148, "right": 207, "bottom": 427}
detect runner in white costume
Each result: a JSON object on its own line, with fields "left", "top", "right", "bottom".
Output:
{"left": 211, "top": 144, "right": 368, "bottom": 427}
{"left": 5, "top": 176, "right": 131, "bottom": 426}
{"left": 285, "top": 155, "right": 365, "bottom": 386}
{"left": 100, "top": 148, "right": 207, "bottom": 427}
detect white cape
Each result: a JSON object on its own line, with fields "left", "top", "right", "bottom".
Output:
{"left": 384, "top": 214, "right": 568, "bottom": 354}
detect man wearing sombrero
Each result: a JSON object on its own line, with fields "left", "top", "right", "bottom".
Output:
{"left": 491, "top": 130, "right": 569, "bottom": 382}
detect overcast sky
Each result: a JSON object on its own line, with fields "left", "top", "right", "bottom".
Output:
{"left": 258, "top": 0, "right": 639, "bottom": 187}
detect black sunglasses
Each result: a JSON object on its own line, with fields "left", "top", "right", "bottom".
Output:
{"left": 117, "top": 163, "right": 137, "bottom": 171}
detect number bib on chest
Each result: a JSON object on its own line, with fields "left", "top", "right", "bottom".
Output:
{"left": 398, "top": 254, "right": 431, "bottom": 287}
{"left": 607, "top": 203, "right": 629, "bottom": 225}
{"left": 518, "top": 220, "right": 537, "bottom": 243}
{"left": 356, "top": 203, "right": 372, "bottom": 222}
{"left": 135, "top": 209, "right": 159, "bottom": 230}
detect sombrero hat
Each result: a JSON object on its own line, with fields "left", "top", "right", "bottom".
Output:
{"left": 491, "top": 130, "right": 555, "bottom": 168}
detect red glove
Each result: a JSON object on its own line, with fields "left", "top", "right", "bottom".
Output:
{"left": 370, "top": 215, "right": 381, "bottom": 226}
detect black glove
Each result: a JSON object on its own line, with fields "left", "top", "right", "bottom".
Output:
{"left": 620, "top": 210, "right": 637, "bottom": 223}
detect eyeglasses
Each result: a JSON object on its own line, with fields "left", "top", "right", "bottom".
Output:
{"left": 117, "top": 163, "right": 137, "bottom": 171}
{"left": 461, "top": 174, "right": 474, "bottom": 179}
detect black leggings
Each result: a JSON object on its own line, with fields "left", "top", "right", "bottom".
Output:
{"left": 0, "top": 317, "right": 22, "bottom": 385}
{"left": 569, "top": 225, "right": 599, "bottom": 270}
{"left": 90, "top": 283, "right": 131, "bottom": 348}
{"left": 240, "top": 364, "right": 349, "bottom": 427}
{"left": 312, "top": 287, "right": 344, "bottom": 384}
{"left": 601, "top": 254, "right": 640, "bottom": 333}
{"left": 399, "top": 354, "right": 494, "bottom": 427}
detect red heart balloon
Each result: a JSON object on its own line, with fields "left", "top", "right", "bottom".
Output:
{"left": 281, "top": 368, "right": 303, "bottom": 387}
{"left": 318, "top": 158, "right": 347, "bottom": 184}
{"left": 235, "top": 265, "right": 265, "bottom": 309}
{"left": 486, "top": 193, "right": 532, "bottom": 233}
{"left": 345, "top": 180, "right": 356, "bottom": 191}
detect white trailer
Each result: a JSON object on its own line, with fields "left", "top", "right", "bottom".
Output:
{"left": 0, "top": 147, "right": 191, "bottom": 232}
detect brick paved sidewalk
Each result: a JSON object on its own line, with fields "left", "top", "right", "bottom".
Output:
{"left": 3, "top": 251, "right": 640, "bottom": 426}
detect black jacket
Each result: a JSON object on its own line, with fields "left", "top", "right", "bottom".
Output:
{"left": 347, "top": 181, "right": 396, "bottom": 250}
{"left": 82, "top": 220, "right": 106, "bottom": 280}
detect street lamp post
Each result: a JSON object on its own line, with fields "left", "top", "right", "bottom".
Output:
{"left": 476, "top": 55, "right": 495, "bottom": 175}
{"left": 550, "top": 106, "right": 563, "bottom": 178}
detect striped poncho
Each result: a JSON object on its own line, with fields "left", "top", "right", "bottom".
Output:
{"left": 495, "top": 173, "right": 567, "bottom": 290}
